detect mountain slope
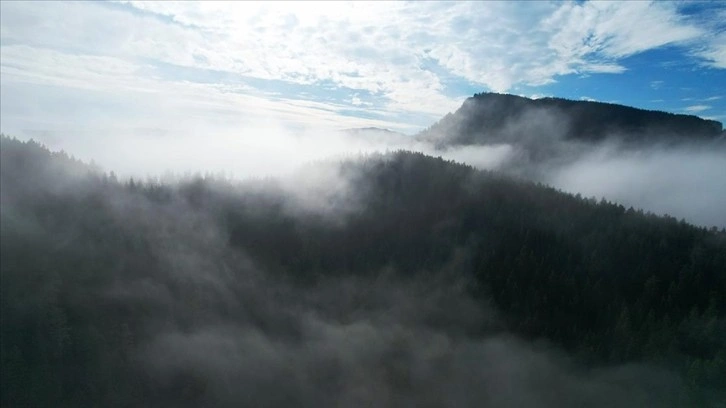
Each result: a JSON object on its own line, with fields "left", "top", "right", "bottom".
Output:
{"left": 1, "top": 136, "right": 725, "bottom": 407}
{"left": 418, "top": 93, "right": 724, "bottom": 147}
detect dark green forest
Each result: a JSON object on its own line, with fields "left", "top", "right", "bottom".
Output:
{"left": 419, "top": 93, "right": 724, "bottom": 148}
{"left": 1, "top": 135, "right": 725, "bottom": 407}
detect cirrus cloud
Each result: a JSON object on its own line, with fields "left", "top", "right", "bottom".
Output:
{"left": 0, "top": 1, "right": 723, "bottom": 136}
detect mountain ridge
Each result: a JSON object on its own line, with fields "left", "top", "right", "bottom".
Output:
{"left": 418, "top": 92, "right": 724, "bottom": 147}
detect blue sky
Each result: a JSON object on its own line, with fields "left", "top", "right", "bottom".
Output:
{"left": 1, "top": 0, "right": 724, "bottom": 139}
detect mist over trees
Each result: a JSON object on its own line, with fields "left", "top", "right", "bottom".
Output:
{"left": 413, "top": 93, "right": 726, "bottom": 228}
{"left": 1, "top": 135, "right": 725, "bottom": 407}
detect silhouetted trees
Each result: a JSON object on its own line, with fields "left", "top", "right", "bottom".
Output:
{"left": 419, "top": 93, "right": 724, "bottom": 147}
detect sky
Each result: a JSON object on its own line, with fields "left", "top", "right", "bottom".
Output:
{"left": 0, "top": 1, "right": 724, "bottom": 141}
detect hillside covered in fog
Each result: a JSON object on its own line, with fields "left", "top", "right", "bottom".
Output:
{"left": 408, "top": 94, "right": 726, "bottom": 228}
{"left": 419, "top": 93, "right": 724, "bottom": 148}
{"left": 2, "top": 135, "right": 725, "bottom": 407}
{"left": 3, "top": 1, "right": 725, "bottom": 407}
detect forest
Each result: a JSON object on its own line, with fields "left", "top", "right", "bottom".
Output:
{"left": 419, "top": 93, "right": 724, "bottom": 148}
{"left": 3, "top": 0, "right": 726, "bottom": 405}
{"left": 1, "top": 134, "right": 724, "bottom": 407}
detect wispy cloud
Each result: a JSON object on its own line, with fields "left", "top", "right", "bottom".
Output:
{"left": 696, "top": 41, "right": 726, "bottom": 69}
{"left": 684, "top": 105, "right": 711, "bottom": 113}
{"left": 689, "top": 7, "right": 726, "bottom": 69}
{"left": 0, "top": 0, "right": 723, "bottom": 134}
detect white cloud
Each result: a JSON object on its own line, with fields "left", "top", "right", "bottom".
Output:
{"left": 688, "top": 7, "right": 726, "bottom": 69}
{"left": 0, "top": 0, "right": 722, "bottom": 137}
{"left": 0, "top": 44, "right": 419, "bottom": 137}
{"left": 567, "top": 2, "right": 699, "bottom": 56}
{"left": 684, "top": 105, "right": 711, "bottom": 113}
{"left": 528, "top": 94, "right": 551, "bottom": 100}
{"left": 115, "top": 1, "right": 719, "bottom": 96}
{"left": 695, "top": 33, "right": 726, "bottom": 69}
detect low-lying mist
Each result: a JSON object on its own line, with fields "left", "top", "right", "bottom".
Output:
{"left": 418, "top": 96, "right": 726, "bottom": 228}
{"left": 27, "top": 119, "right": 724, "bottom": 228}
{"left": 546, "top": 142, "right": 726, "bottom": 228}
{"left": 6, "top": 135, "right": 726, "bottom": 406}
{"left": 0, "top": 154, "right": 688, "bottom": 406}
{"left": 28, "top": 125, "right": 513, "bottom": 180}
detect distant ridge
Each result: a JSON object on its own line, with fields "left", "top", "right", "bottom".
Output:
{"left": 342, "top": 127, "right": 404, "bottom": 135}
{"left": 419, "top": 92, "right": 724, "bottom": 146}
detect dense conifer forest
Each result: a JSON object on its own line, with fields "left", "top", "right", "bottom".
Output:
{"left": 1, "top": 135, "right": 724, "bottom": 407}
{"left": 419, "top": 93, "right": 724, "bottom": 148}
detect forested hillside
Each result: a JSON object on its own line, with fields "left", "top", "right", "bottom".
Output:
{"left": 1, "top": 135, "right": 725, "bottom": 407}
{"left": 418, "top": 93, "right": 724, "bottom": 148}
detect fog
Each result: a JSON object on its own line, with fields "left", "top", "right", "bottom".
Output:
{"left": 547, "top": 142, "right": 726, "bottom": 228}
{"left": 476, "top": 138, "right": 726, "bottom": 228}
{"left": 2, "top": 157, "right": 686, "bottom": 407}
{"left": 416, "top": 100, "right": 726, "bottom": 228}
{"left": 2, "top": 0, "right": 723, "bottom": 404}
{"left": 17, "top": 125, "right": 513, "bottom": 180}
{"left": 3, "top": 124, "right": 513, "bottom": 223}
{"left": 497, "top": 138, "right": 726, "bottom": 229}
{"left": 6, "top": 129, "right": 723, "bottom": 406}
{"left": 10, "top": 114, "right": 725, "bottom": 229}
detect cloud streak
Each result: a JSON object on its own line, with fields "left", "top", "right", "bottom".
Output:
{"left": 684, "top": 105, "right": 711, "bottom": 113}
